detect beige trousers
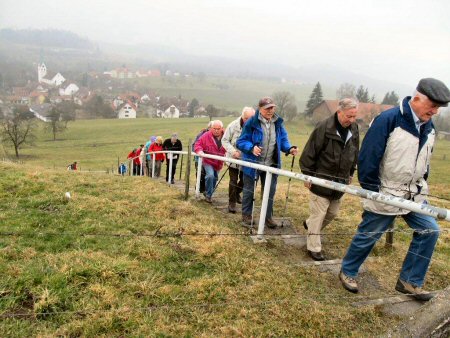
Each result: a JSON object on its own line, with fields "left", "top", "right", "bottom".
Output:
{"left": 306, "top": 192, "right": 342, "bottom": 252}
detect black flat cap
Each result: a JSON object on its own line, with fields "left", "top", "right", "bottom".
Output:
{"left": 417, "top": 78, "right": 450, "bottom": 106}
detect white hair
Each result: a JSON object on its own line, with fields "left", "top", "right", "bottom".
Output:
{"left": 241, "top": 106, "right": 255, "bottom": 118}
{"left": 338, "top": 98, "right": 359, "bottom": 111}
{"left": 211, "top": 120, "right": 223, "bottom": 128}
{"left": 413, "top": 90, "right": 428, "bottom": 102}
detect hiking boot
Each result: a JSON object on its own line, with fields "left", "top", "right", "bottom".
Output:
{"left": 242, "top": 214, "right": 253, "bottom": 226}
{"left": 236, "top": 195, "right": 242, "bottom": 204}
{"left": 303, "top": 220, "right": 308, "bottom": 230}
{"left": 308, "top": 250, "right": 325, "bottom": 261}
{"left": 228, "top": 203, "right": 236, "bottom": 214}
{"left": 204, "top": 196, "right": 212, "bottom": 203}
{"left": 265, "top": 218, "right": 278, "bottom": 229}
{"left": 339, "top": 270, "right": 358, "bottom": 293}
{"left": 395, "top": 279, "right": 434, "bottom": 301}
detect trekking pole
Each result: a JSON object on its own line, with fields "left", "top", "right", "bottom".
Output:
{"left": 212, "top": 166, "right": 229, "bottom": 194}
{"left": 281, "top": 155, "right": 296, "bottom": 227}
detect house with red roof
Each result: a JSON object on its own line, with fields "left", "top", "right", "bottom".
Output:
{"left": 312, "top": 100, "right": 394, "bottom": 128}
{"left": 117, "top": 100, "right": 137, "bottom": 119}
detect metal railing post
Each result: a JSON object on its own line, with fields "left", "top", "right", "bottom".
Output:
{"left": 168, "top": 155, "right": 173, "bottom": 184}
{"left": 184, "top": 140, "right": 192, "bottom": 200}
{"left": 195, "top": 156, "right": 203, "bottom": 198}
{"left": 152, "top": 153, "right": 156, "bottom": 178}
{"left": 257, "top": 172, "right": 272, "bottom": 239}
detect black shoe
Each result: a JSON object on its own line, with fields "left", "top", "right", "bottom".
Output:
{"left": 303, "top": 220, "right": 308, "bottom": 230}
{"left": 236, "top": 195, "right": 242, "bottom": 204}
{"left": 307, "top": 250, "right": 325, "bottom": 261}
{"left": 265, "top": 218, "right": 278, "bottom": 229}
{"left": 204, "top": 196, "right": 212, "bottom": 203}
{"left": 395, "top": 279, "right": 434, "bottom": 301}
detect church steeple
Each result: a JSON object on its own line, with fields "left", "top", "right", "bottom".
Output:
{"left": 38, "top": 63, "right": 47, "bottom": 83}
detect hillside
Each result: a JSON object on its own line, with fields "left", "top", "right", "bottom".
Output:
{"left": 1, "top": 161, "right": 448, "bottom": 336}
{"left": 0, "top": 28, "right": 94, "bottom": 50}
{"left": 0, "top": 117, "right": 449, "bottom": 335}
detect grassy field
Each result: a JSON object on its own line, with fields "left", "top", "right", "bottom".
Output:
{"left": 0, "top": 117, "right": 449, "bottom": 336}
{"left": 133, "top": 76, "right": 338, "bottom": 112}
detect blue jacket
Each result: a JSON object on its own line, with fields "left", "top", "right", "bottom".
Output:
{"left": 358, "top": 96, "right": 435, "bottom": 215}
{"left": 236, "top": 110, "right": 292, "bottom": 177}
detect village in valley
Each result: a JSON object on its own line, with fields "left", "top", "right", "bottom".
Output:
{"left": 0, "top": 62, "right": 209, "bottom": 122}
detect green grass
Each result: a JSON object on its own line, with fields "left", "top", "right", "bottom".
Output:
{"left": 134, "top": 76, "right": 337, "bottom": 112}
{"left": 0, "top": 117, "right": 449, "bottom": 336}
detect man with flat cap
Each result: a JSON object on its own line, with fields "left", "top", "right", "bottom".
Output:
{"left": 237, "top": 96, "right": 298, "bottom": 228}
{"left": 339, "top": 78, "right": 450, "bottom": 300}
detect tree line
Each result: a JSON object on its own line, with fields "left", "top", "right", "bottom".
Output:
{"left": 304, "top": 82, "right": 400, "bottom": 116}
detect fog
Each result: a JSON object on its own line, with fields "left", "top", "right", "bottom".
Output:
{"left": 1, "top": 0, "right": 449, "bottom": 86}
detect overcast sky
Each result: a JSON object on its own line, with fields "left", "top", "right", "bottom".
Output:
{"left": 1, "top": 0, "right": 449, "bottom": 86}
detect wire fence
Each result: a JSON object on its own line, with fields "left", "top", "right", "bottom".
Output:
{"left": 2, "top": 146, "right": 449, "bottom": 322}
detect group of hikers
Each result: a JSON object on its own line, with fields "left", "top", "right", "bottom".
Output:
{"left": 125, "top": 78, "right": 450, "bottom": 301}
{"left": 126, "top": 134, "right": 183, "bottom": 183}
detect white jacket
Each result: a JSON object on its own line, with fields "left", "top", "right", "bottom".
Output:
{"left": 222, "top": 117, "right": 243, "bottom": 168}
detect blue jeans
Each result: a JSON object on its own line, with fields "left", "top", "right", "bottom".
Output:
{"left": 203, "top": 164, "right": 218, "bottom": 198}
{"left": 342, "top": 210, "right": 439, "bottom": 287}
{"left": 242, "top": 171, "right": 278, "bottom": 219}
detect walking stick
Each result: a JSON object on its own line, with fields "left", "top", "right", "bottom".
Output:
{"left": 281, "top": 155, "right": 296, "bottom": 227}
{"left": 212, "top": 166, "right": 229, "bottom": 194}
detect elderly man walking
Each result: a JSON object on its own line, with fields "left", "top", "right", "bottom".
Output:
{"left": 237, "top": 97, "right": 297, "bottom": 228}
{"left": 222, "top": 107, "right": 255, "bottom": 213}
{"left": 300, "top": 98, "right": 359, "bottom": 261}
{"left": 339, "top": 78, "right": 450, "bottom": 300}
{"left": 163, "top": 133, "right": 183, "bottom": 184}
{"left": 194, "top": 120, "right": 226, "bottom": 203}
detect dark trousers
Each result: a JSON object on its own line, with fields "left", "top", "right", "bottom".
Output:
{"left": 133, "top": 164, "right": 141, "bottom": 176}
{"left": 228, "top": 166, "right": 243, "bottom": 204}
{"left": 242, "top": 171, "right": 278, "bottom": 219}
{"left": 166, "top": 158, "right": 178, "bottom": 182}
{"left": 195, "top": 161, "right": 206, "bottom": 193}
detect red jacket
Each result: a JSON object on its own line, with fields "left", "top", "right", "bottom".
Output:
{"left": 194, "top": 130, "right": 226, "bottom": 171}
{"left": 127, "top": 150, "right": 140, "bottom": 165}
{"left": 149, "top": 143, "right": 166, "bottom": 161}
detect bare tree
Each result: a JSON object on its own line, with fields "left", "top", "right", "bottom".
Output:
{"left": 273, "top": 91, "right": 296, "bottom": 119}
{"left": 0, "top": 105, "right": 36, "bottom": 158}
{"left": 336, "top": 83, "right": 356, "bottom": 99}
{"left": 284, "top": 103, "right": 298, "bottom": 122}
{"left": 46, "top": 107, "right": 67, "bottom": 141}
{"left": 205, "top": 104, "right": 217, "bottom": 121}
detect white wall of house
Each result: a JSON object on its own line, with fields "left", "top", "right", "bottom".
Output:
{"left": 51, "top": 73, "right": 66, "bottom": 86}
{"left": 162, "top": 105, "right": 180, "bottom": 118}
{"left": 59, "top": 83, "right": 79, "bottom": 96}
{"left": 117, "top": 104, "right": 136, "bottom": 119}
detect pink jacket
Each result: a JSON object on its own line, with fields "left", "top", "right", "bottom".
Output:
{"left": 194, "top": 130, "right": 226, "bottom": 171}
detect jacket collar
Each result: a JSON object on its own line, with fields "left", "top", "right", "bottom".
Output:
{"left": 251, "top": 110, "right": 283, "bottom": 128}
{"left": 325, "top": 113, "right": 358, "bottom": 142}
{"left": 399, "top": 96, "right": 434, "bottom": 137}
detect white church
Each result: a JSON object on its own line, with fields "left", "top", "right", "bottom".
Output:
{"left": 38, "top": 63, "right": 66, "bottom": 87}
